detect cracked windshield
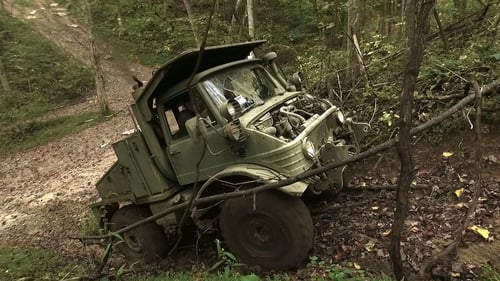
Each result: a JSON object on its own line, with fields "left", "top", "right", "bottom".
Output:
{"left": 201, "top": 65, "right": 284, "bottom": 111}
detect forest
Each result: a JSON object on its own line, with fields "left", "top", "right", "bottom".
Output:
{"left": 0, "top": 0, "right": 499, "bottom": 280}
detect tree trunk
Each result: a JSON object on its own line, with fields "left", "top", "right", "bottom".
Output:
{"left": 230, "top": 0, "right": 243, "bottom": 29}
{"left": 247, "top": 0, "right": 255, "bottom": 39}
{"left": 389, "top": 0, "right": 435, "bottom": 280}
{"left": 346, "top": 0, "right": 361, "bottom": 84}
{"left": 83, "top": 0, "right": 109, "bottom": 115}
{"left": 182, "top": 0, "right": 200, "bottom": 48}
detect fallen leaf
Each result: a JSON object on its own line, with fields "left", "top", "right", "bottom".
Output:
{"left": 354, "top": 262, "right": 361, "bottom": 270}
{"left": 365, "top": 240, "right": 376, "bottom": 252}
{"left": 382, "top": 229, "right": 392, "bottom": 236}
{"left": 469, "top": 225, "right": 490, "bottom": 239}
{"left": 454, "top": 188, "right": 464, "bottom": 198}
{"left": 451, "top": 272, "right": 460, "bottom": 277}
{"left": 442, "top": 151, "right": 454, "bottom": 158}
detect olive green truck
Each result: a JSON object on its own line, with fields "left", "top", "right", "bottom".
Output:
{"left": 90, "top": 41, "right": 368, "bottom": 269}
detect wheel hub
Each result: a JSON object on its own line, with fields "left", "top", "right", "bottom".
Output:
{"left": 124, "top": 231, "right": 142, "bottom": 253}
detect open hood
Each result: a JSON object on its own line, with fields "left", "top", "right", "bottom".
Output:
{"left": 135, "top": 40, "right": 267, "bottom": 122}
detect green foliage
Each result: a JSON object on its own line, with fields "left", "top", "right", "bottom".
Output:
{"left": 0, "top": 112, "right": 102, "bottom": 155}
{"left": 209, "top": 239, "right": 245, "bottom": 276}
{"left": 0, "top": 12, "right": 94, "bottom": 126}
{"left": 12, "top": 0, "right": 36, "bottom": 8}
{"left": 481, "top": 265, "right": 500, "bottom": 281}
{"left": 81, "top": 211, "right": 101, "bottom": 236}
{"left": 0, "top": 245, "right": 81, "bottom": 280}
{"left": 308, "top": 256, "right": 392, "bottom": 281}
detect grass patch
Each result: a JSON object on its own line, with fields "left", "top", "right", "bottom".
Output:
{"left": 12, "top": 0, "right": 37, "bottom": 8}
{"left": 482, "top": 265, "right": 500, "bottom": 281}
{"left": 0, "top": 112, "right": 103, "bottom": 155}
{"left": 133, "top": 271, "right": 289, "bottom": 281}
{"left": 0, "top": 245, "right": 81, "bottom": 280}
{"left": 0, "top": 12, "right": 94, "bottom": 126}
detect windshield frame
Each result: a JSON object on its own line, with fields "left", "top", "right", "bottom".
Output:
{"left": 198, "top": 61, "right": 285, "bottom": 117}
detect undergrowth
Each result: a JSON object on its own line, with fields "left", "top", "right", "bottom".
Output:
{"left": 0, "top": 12, "right": 94, "bottom": 126}
{"left": 0, "top": 245, "right": 82, "bottom": 280}
{"left": 0, "top": 112, "right": 103, "bottom": 155}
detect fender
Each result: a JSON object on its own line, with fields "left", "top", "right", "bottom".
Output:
{"left": 200, "top": 163, "right": 308, "bottom": 196}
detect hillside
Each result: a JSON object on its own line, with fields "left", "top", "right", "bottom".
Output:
{"left": 0, "top": 0, "right": 498, "bottom": 280}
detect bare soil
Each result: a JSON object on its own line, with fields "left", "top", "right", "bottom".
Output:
{"left": 0, "top": 1, "right": 499, "bottom": 279}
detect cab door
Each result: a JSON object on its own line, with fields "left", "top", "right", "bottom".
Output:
{"left": 159, "top": 91, "right": 234, "bottom": 185}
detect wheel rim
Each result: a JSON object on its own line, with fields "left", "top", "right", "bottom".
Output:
{"left": 238, "top": 212, "right": 287, "bottom": 258}
{"left": 124, "top": 231, "right": 143, "bottom": 253}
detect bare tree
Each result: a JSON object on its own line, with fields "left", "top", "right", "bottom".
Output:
{"left": 83, "top": 0, "right": 109, "bottom": 115}
{"left": 230, "top": 0, "right": 243, "bottom": 29}
{"left": 389, "top": 0, "right": 435, "bottom": 280}
{"left": 346, "top": 0, "right": 361, "bottom": 84}
{"left": 247, "top": 0, "right": 255, "bottom": 39}
{"left": 182, "top": 0, "right": 201, "bottom": 47}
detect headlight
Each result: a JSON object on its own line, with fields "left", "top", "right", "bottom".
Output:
{"left": 336, "top": 110, "right": 345, "bottom": 124}
{"left": 224, "top": 119, "right": 246, "bottom": 142}
{"left": 302, "top": 137, "right": 316, "bottom": 159}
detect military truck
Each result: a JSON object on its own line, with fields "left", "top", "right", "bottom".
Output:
{"left": 91, "top": 40, "right": 369, "bottom": 269}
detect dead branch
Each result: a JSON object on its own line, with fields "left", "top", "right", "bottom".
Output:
{"left": 433, "top": 9, "right": 448, "bottom": 52}
{"left": 419, "top": 81, "right": 484, "bottom": 279}
{"left": 415, "top": 93, "right": 467, "bottom": 103}
{"left": 79, "top": 80, "right": 498, "bottom": 242}
{"left": 346, "top": 184, "right": 430, "bottom": 190}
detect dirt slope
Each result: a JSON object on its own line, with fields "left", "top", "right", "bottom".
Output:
{"left": 0, "top": 0, "right": 150, "bottom": 259}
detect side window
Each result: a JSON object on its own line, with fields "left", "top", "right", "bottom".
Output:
{"left": 163, "top": 92, "right": 216, "bottom": 140}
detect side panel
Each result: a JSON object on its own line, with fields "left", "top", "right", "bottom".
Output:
{"left": 106, "top": 133, "right": 177, "bottom": 199}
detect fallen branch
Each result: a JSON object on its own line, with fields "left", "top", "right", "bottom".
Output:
{"left": 80, "top": 79, "right": 498, "bottom": 241}
{"left": 346, "top": 183, "right": 430, "bottom": 190}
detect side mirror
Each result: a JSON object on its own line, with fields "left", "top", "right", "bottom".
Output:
{"left": 290, "top": 72, "right": 304, "bottom": 90}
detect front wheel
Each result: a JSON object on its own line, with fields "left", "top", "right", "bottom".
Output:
{"left": 219, "top": 191, "right": 313, "bottom": 270}
{"left": 110, "top": 205, "right": 168, "bottom": 264}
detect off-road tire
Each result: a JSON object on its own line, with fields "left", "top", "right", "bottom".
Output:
{"left": 219, "top": 191, "right": 313, "bottom": 269}
{"left": 110, "top": 205, "right": 167, "bottom": 264}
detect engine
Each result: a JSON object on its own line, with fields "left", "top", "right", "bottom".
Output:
{"left": 252, "top": 94, "right": 334, "bottom": 142}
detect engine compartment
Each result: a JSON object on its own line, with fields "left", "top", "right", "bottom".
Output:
{"left": 252, "top": 94, "right": 334, "bottom": 142}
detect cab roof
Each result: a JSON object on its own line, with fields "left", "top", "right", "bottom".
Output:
{"left": 134, "top": 40, "right": 266, "bottom": 122}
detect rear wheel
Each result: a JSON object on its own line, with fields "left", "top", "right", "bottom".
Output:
{"left": 110, "top": 205, "right": 167, "bottom": 264}
{"left": 219, "top": 191, "right": 313, "bottom": 269}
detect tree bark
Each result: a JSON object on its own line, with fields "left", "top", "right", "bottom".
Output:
{"left": 433, "top": 8, "right": 448, "bottom": 52}
{"left": 390, "top": 0, "right": 435, "bottom": 280}
{"left": 83, "top": 0, "right": 109, "bottom": 115}
{"left": 230, "top": 0, "right": 243, "bottom": 30}
{"left": 247, "top": 0, "right": 255, "bottom": 39}
{"left": 182, "top": 0, "right": 201, "bottom": 48}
